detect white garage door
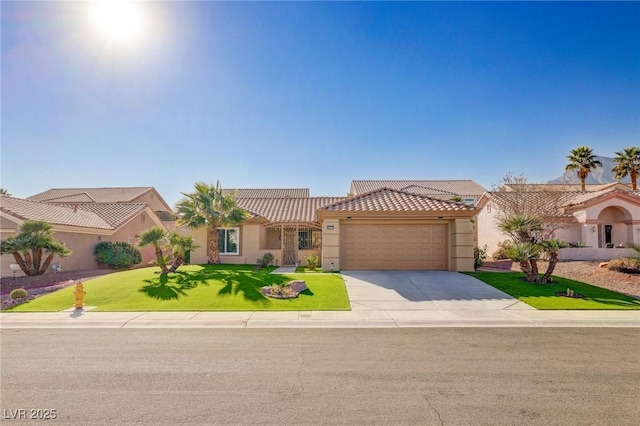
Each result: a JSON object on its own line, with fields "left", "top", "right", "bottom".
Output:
{"left": 342, "top": 223, "right": 448, "bottom": 270}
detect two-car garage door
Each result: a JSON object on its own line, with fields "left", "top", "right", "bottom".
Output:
{"left": 341, "top": 223, "right": 448, "bottom": 270}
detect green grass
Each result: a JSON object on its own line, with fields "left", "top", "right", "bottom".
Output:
{"left": 466, "top": 271, "right": 640, "bottom": 310}
{"left": 7, "top": 265, "right": 351, "bottom": 312}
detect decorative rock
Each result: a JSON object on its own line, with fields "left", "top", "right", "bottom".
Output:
{"left": 261, "top": 280, "right": 308, "bottom": 299}
{"left": 599, "top": 262, "right": 608, "bottom": 268}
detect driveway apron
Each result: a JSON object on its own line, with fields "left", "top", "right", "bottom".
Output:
{"left": 341, "top": 271, "right": 531, "bottom": 311}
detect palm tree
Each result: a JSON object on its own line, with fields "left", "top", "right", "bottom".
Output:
{"left": 0, "top": 188, "right": 10, "bottom": 196}
{"left": 175, "top": 181, "right": 246, "bottom": 264}
{"left": 565, "top": 146, "right": 602, "bottom": 191}
{"left": 612, "top": 146, "right": 640, "bottom": 190}
{"left": 540, "top": 238, "right": 567, "bottom": 283}
{"left": 0, "top": 220, "right": 71, "bottom": 276}
{"left": 166, "top": 232, "right": 199, "bottom": 272}
{"left": 138, "top": 226, "right": 169, "bottom": 273}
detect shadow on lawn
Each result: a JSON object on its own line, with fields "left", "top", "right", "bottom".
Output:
{"left": 218, "top": 270, "right": 289, "bottom": 302}
{"left": 139, "top": 270, "right": 210, "bottom": 300}
{"left": 139, "top": 267, "right": 291, "bottom": 302}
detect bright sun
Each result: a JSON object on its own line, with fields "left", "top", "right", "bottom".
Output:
{"left": 89, "top": 0, "right": 146, "bottom": 45}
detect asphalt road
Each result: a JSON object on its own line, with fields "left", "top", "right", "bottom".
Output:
{"left": 1, "top": 328, "right": 638, "bottom": 425}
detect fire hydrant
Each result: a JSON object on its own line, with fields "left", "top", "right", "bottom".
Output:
{"left": 73, "top": 282, "right": 85, "bottom": 309}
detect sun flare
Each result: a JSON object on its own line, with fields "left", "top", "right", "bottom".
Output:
{"left": 89, "top": 0, "right": 146, "bottom": 45}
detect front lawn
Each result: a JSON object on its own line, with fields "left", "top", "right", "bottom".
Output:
{"left": 7, "top": 265, "right": 350, "bottom": 312}
{"left": 466, "top": 271, "right": 640, "bottom": 310}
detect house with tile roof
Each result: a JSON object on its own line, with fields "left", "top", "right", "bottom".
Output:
{"left": 27, "top": 187, "right": 174, "bottom": 219}
{"left": 1, "top": 195, "right": 168, "bottom": 277}
{"left": 187, "top": 184, "right": 478, "bottom": 271}
{"left": 476, "top": 184, "right": 640, "bottom": 261}
{"left": 350, "top": 180, "right": 486, "bottom": 205}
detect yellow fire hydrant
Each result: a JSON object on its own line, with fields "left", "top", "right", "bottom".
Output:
{"left": 73, "top": 282, "right": 85, "bottom": 309}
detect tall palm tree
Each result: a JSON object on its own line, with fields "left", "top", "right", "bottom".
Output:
{"left": 565, "top": 146, "right": 602, "bottom": 191}
{"left": 138, "top": 226, "right": 169, "bottom": 273}
{"left": 175, "top": 181, "right": 246, "bottom": 264}
{"left": 612, "top": 146, "right": 640, "bottom": 190}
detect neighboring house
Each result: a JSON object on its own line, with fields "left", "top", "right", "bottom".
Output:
{"left": 188, "top": 184, "right": 479, "bottom": 271}
{"left": 350, "top": 180, "right": 487, "bottom": 205}
{"left": 28, "top": 187, "right": 175, "bottom": 220}
{"left": 477, "top": 184, "right": 640, "bottom": 260}
{"left": 0, "top": 195, "right": 168, "bottom": 277}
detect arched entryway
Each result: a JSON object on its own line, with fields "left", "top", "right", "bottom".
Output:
{"left": 596, "top": 206, "right": 633, "bottom": 248}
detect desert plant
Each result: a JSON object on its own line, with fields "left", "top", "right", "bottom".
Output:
{"left": 9, "top": 288, "right": 28, "bottom": 299}
{"left": 607, "top": 258, "right": 640, "bottom": 274}
{"left": 95, "top": 241, "right": 142, "bottom": 269}
{"left": 306, "top": 253, "right": 319, "bottom": 270}
{"left": 474, "top": 245, "right": 488, "bottom": 271}
{"left": 492, "top": 241, "right": 513, "bottom": 260}
{"left": 260, "top": 252, "right": 274, "bottom": 267}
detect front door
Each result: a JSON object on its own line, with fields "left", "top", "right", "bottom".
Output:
{"left": 604, "top": 225, "right": 613, "bottom": 245}
{"left": 282, "top": 226, "right": 298, "bottom": 266}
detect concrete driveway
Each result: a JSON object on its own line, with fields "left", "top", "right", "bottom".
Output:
{"left": 341, "top": 271, "right": 533, "bottom": 312}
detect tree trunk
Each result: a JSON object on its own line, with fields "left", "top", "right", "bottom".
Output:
{"left": 168, "top": 253, "right": 184, "bottom": 273}
{"left": 631, "top": 170, "right": 637, "bottom": 190}
{"left": 32, "top": 248, "right": 43, "bottom": 276}
{"left": 154, "top": 245, "right": 168, "bottom": 273}
{"left": 12, "top": 253, "right": 30, "bottom": 276}
{"left": 579, "top": 170, "right": 587, "bottom": 192}
{"left": 527, "top": 259, "right": 540, "bottom": 282}
{"left": 541, "top": 254, "right": 558, "bottom": 283}
{"left": 39, "top": 254, "right": 55, "bottom": 275}
{"left": 207, "top": 225, "right": 221, "bottom": 264}
{"left": 519, "top": 261, "right": 534, "bottom": 281}
{"left": 22, "top": 250, "right": 35, "bottom": 276}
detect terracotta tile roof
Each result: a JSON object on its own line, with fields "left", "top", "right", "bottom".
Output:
{"left": 236, "top": 197, "right": 344, "bottom": 223}
{"left": 56, "top": 203, "right": 148, "bottom": 228}
{"left": 0, "top": 196, "right": 112, "bottom": 230}
{"left": 563, "top": 188, "right": 640, "bottom": 208}
{"left": 351, "top": 180, "right": 486, "bottom": 198}
{"left": 502, "top": 183, "right": 623, "bottom": 192}
{"left": 28, "top": 187, "right": 155, "bottom": 203}
{"left": 221, "top": 188, "right": 310, "bottom": 198}
{"left": 321, "top": 188, "right": 477, "bottom": 213}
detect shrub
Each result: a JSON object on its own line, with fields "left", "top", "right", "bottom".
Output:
{"left": 9, "top": 288, "right": 28, "bottom": 299}
{"left": 305, "top": 253, "right": 319, "bottom": 270}
{"left": 492, "top": 241, "right": 513, "bottom": 260}
{"left": 474, "top": 245, "right": 488, "bottom": 271}
{"left": 95, "top": 241, "right": 142, "bottom": 269}
{"left": 260, "top": 252, "right": 274, "bottom": 267}
{"left": 607, "top": 258, "right": 640, "bottom": 274}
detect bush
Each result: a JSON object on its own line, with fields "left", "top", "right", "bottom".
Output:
{"left": 260, "top": 252, "right": 275, "bottom": 267}
{"left": 607, "top": 258, "right": 640, "bottom": 274}
{"left": 492, "top": 241, "right": 513, "bottom": 260}
{"left": 95, "top": 241, "right": 142, "bottom": 269}
{"left": 474, "top": 245, "right": 488, "bottom": 271}
{"left": 9, "top": 288, "right": 28, "bottom": 299}
{"left": 305, "top": 253, "right": 319, "bottom": 270}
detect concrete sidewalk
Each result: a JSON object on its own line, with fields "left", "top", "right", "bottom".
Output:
{"left": 1, "top": 308, "right": 638, "bottom": 328}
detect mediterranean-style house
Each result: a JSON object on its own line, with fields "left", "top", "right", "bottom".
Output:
{"left": 0, "top": 187, "right": 173, "bottom": 277}
{"left": 477, "top": 183, "right": 640, "bottom": 261}
{"left": 187, "top": 180, "right": 484, "bottom": 271}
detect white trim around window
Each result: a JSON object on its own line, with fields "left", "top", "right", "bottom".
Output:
{"left": 218, "top": 227, "right": 239, "bottom": 255}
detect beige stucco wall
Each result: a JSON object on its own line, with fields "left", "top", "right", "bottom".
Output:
{"left": 1, "top": 210, "right": 164, "bottom": 278}
{"left": 321, "top": 219, "right": 340, "bottom": 271}
{"left": 131, "top": 190, "right": 172, "bottom": 213}
{"left": 476, "top": 202, "right": 507, "bottom": 257}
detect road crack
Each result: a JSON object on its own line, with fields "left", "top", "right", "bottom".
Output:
{"left": 424, "top": 395, "right": 444, "bottom": 425}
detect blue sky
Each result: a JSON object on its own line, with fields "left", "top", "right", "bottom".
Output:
{"left": 2, "top": 1, "right": 639, "bottom": 206}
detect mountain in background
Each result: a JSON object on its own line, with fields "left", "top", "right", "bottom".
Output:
{"left": 548, "top": 156, "right": 629, "bottom": 185}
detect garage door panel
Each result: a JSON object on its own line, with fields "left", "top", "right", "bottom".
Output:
{"left": 342, "top": 224, "right": 448, "bottom": 270}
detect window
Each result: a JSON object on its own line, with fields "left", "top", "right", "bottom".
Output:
{"left": 218, "top": 228, "right": 239, "bottom": 255}
{"left": 463, "top": 198, "right": 476, "bottom": 205}
{"left": 298, "top": 227, "right": 321, "bottom": 250}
